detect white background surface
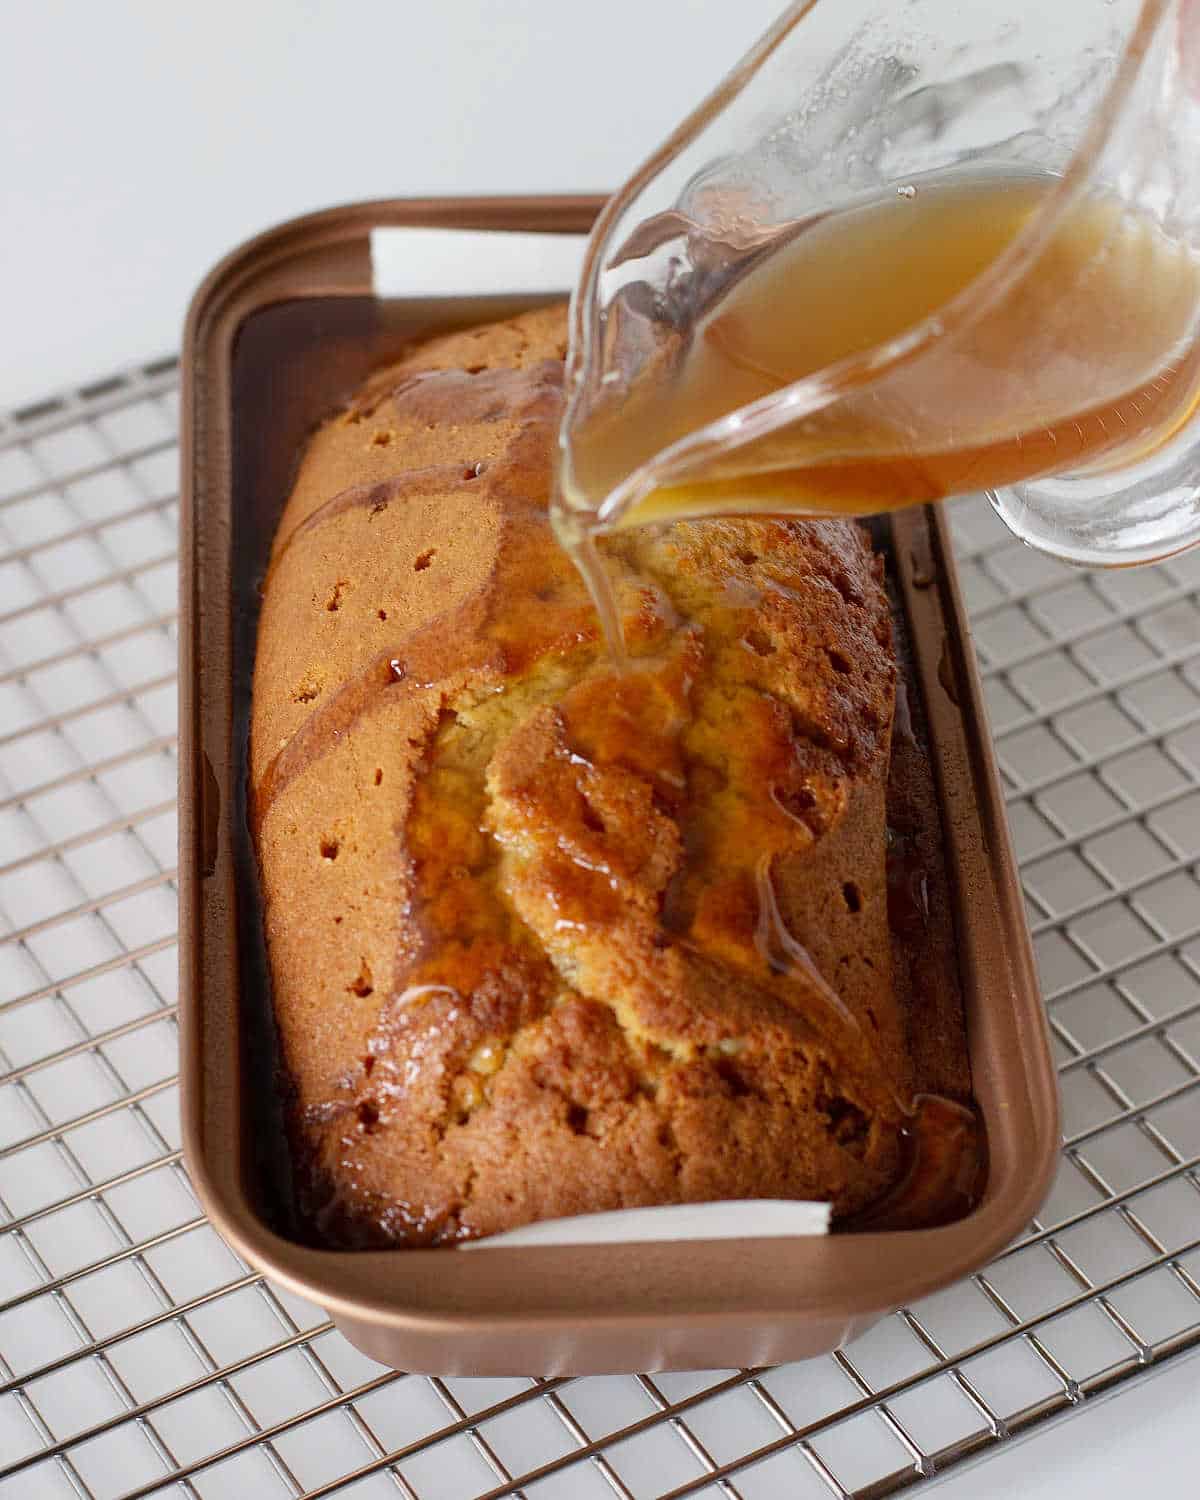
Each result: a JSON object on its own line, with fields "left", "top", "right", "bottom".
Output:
{"left": 2, "top": 1, "right": 1196, "bottom": 1494}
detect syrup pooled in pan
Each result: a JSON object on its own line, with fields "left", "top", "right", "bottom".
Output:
{"left": 845, "top": 1093, "right": 985, "bottom": 1232}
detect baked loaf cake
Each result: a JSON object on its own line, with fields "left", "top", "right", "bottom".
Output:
{"left": 251, "top": 305, "right": 972, "bottom": 1247}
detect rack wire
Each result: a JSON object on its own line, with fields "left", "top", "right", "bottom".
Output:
{"left": 0, "top": 358, "right": 1197, "bottom": 1500}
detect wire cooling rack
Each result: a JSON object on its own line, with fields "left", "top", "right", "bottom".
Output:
{"left": 0, "top": 359, "right": 1197, "bottom": 1500}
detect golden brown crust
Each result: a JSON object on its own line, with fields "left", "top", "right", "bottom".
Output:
{"left": 251, "top": 305, "right": 969, "bottom": 1246}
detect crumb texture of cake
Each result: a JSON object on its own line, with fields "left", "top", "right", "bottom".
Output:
{"left": 251, "top": 305, "right": 970, "bottom": 1247}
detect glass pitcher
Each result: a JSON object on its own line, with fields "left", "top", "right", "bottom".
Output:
{"left": 556, "top": 0, "right": 1200, "bottom": 567}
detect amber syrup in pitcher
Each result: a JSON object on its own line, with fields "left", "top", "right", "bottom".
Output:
{"left": 552, "top": 167, "right": 1200, "bottom": 653}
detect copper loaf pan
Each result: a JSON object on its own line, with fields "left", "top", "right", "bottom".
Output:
{"left": 179, "top": 195, "right": 1060, "bottom": 1376}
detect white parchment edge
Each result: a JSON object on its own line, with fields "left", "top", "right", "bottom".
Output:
{"left": 371, "top": 227, "right": 588, "bottom": 298}
{"left": 460, "top": 1200, "right": 831, "bottom": 1249}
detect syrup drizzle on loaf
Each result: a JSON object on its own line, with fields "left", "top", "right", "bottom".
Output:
{"left": 250, "top": 305, "right": 977, "bottom": 1247}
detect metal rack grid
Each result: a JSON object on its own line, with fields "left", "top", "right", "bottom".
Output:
{"left": 0, "top": 359, "right": 1197, "bottom": 1500}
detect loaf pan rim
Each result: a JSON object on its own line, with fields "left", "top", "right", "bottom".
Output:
{"left": 178, "top": 194, "right": 1060, "bottom": 1369}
